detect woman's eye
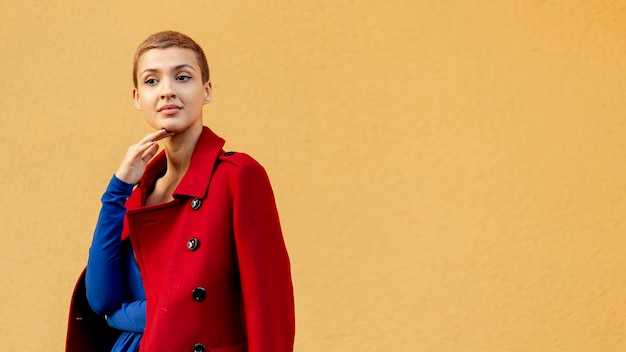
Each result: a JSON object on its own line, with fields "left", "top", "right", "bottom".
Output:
{"left": 177, "top": 75, "right": 191, "bottom": 81}
{"left": 145, "top": 78, "right": 158, "bottom": 85}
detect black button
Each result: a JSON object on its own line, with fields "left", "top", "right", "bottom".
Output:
{"left": 187, "top": 238, "right": 200, "bottom": 251}
{"left": 192, "top": 287, "right": 207, "bottom": 301}
{"left": 224, "top": 151, "right": 235, "bottom": 156}
{"left": 192, "top": 343, "right": 207, "bottom": 352}
{"left": 190, "top": 198, "right": 202, "bottom": 210}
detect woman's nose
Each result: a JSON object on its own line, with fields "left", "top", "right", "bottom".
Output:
{"left": 160, "top": 79, "right": 176, "bottom": 99}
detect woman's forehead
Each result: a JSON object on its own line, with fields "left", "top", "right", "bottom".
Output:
{"left": 137, "top": 47, "right": 200, "bottom": 72}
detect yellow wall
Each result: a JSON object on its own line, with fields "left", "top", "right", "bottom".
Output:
{"left": 2, "top": 1, "right": 626, "bottom": 350}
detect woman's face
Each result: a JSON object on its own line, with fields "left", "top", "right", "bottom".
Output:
{"left": 132, "top": 47, "right": 212, "bottom": 135}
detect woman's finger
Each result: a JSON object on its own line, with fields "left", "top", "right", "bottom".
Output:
{"left": 141, "top": 143, "right": 160, "bottom": 163}
{"left": 152, "top": 129, "right": 175, "bottom": 142}
{"left": 129, "top": 130, "right": 174, "bottom": 159}
{"left": 139, "top": 129, "right": 175, "bottom": 146}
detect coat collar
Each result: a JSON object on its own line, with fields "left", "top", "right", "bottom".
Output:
{"left": 139, "top": 126, "right": 226, "bottom": 200}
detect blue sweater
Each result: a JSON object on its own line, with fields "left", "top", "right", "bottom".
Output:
{"left": 86, "top": 176, "right": 145, "bottom": 351}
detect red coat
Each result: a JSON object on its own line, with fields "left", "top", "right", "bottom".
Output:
{"left": 67, "top": 127, "right": 295, "bottom": 352}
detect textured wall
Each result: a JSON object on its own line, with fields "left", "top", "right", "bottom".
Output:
{"left": 1, "top": 1, "right": 626, "bottom": 351}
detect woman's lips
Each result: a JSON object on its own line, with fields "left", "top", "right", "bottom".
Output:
{"left": 158, "top": 105, "right": 182, "bottom": 115}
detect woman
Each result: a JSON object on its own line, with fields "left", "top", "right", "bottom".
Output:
{"left": 66, "top": 31, "right": 295, "bottom": 352}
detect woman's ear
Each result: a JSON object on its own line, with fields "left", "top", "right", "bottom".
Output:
{"left": 132, "top": 88, "right": 142, "bottom": 110}
{"left": 203, "top": 81, "right": 212, "bottom": 105}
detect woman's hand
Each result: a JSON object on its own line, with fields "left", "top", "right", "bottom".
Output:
{"left": 115, "top": 129, "right": 174, "bottom": 184}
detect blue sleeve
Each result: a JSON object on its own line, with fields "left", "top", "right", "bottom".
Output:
{"left": 106, "top": 299, "right": 147, "bottom": 333}
{"left": 85, "top": 175, "right": 135, "bottom": 315}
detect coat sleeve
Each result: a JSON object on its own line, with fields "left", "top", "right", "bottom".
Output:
{"left": 232, "top": 161, "right": 295, "bottom": 352}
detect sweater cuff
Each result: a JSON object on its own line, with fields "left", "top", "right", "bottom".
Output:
{"left": 109, "top": 174, "right": 136, "bottom": 194}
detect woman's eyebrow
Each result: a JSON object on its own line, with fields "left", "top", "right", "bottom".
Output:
{"left": 141, "top": 64, "right": 196, "bottom": 76}
{"left": 173, "top": 64, "right": 196, "bottom": 71}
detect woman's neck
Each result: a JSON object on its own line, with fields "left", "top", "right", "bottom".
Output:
{"left": 161, "top": 125, "right": 203, "bottom": 182}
